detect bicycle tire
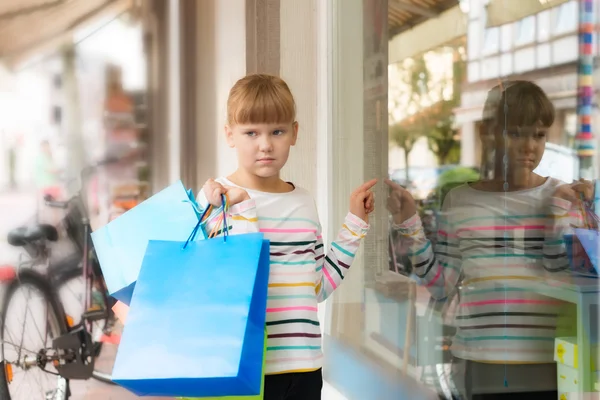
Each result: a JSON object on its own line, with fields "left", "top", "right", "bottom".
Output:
{"left": 52, "top": 265, "right": 116, "bottom": 386}
{"left": 0, "top": 268, "right": 70, "bottom": 400}
{"left": 50, "top": 255, "right": 112, "bottom": 336}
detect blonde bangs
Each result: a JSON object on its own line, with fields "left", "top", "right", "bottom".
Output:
{"left": 227, "top": 74, "right": 296, "bottom": 125}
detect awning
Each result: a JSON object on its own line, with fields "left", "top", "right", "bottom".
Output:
{"left": 0, "top": 0, "right": 133, "bottom": 68}
{"left": 389, "top": 5, "right": 466, "bottom": 64}
{"left": 388, "top": 0, "right": 459, "bottom": 37}
{"left": 486, "top": 0, "right": 570, "bottom": 28}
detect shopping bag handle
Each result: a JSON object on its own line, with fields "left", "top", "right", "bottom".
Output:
{"left": 183, "top": 194, "right": 229, "bottom": 249}
{"left": 207, "top": 194, "right": 230, "bottom": 240}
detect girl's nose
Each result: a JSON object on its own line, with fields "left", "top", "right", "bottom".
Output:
{"left": 259, "top": 136, "right": 273, "bottom": 152}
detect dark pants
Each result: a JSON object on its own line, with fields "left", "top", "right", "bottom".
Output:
{"left": 451, "top": 357, "right": 557, "bottom": 399}
{"left": 264, "top": 368, "right": 322, "bottom": 400}
{"left": 472, "top": 392, "right": 557, "bottom": 399}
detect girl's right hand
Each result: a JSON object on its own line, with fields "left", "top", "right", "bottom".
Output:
{"left": 553, "top": 179, "right": 594, "bottom": 204}
{"left": 385, "top": 179, "right": 417, "bottom": 225}
{"left": 202, "top": 179, "right": 250, "bottom": 207}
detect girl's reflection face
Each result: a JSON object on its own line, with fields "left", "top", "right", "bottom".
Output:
{"left": 496, "top": 125, "right": 548, "bottom": 173}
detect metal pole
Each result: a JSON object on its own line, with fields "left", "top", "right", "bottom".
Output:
{"left": 576, "top": 0, "right": 595, "bottom": 179}
{"left": 62, "top": 43, "right": 86, "bottom": 195}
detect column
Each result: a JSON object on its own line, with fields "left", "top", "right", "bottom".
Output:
{"left": 62, "top": 43, "right": 86, "bottom": 195}
{"left": 576, "top": 0, "right": 595, "bottom": 179}
{"left": 143, "top": 0, "right": 170, "bottom": 192}
{"left": 179, "top": 0, "right": 199, "bottom": 190}
{"left": 167, "top": 0, "right": 181, "bottom": 184}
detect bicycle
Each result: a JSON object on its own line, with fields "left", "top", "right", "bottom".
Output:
{"left": 0, "top": 161, "right": 117, "bottom": 399}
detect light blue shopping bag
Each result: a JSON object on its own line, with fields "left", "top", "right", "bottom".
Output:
{"left": 91, "top": 180, "right": 204, "bottom": 305}
{"left": 112, "top": 232, "right": 270, "bottom": 397}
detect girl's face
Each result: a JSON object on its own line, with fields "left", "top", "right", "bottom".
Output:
{"left": 225, "top": 122, "right": 298, "bottom": 179}
{"left": 494, "top": 124, "right": 548, "bottom": 174}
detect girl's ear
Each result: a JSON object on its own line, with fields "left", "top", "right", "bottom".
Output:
{"left": 291, "top": 121, "right": 299, "bottom": 146}
{"left": 225, "top": 125, "right": 235, "bottom": 148}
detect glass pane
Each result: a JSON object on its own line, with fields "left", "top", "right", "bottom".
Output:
{"left": 537, "top": 10, "right": 551, "bottom": 41}
{"left": 482, "top": 27, "right": 500, "bottom": 56}
{"left": 515, "top": 16, "right": 536, "bottom": 46}
{"left": 554, "top": 0, "right": 578, "bottom": 35}
{"left": 331, "top": 0, "right": 598, "bottom": 398}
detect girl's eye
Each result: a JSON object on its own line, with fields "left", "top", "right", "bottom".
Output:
{"left": 273, "top": 130, "right": 285, "bottom": 136}
{"left": 246, "top": 131, "right": 257, "bottom": 137}
{"left": 536, "top": 132, "right": 547, "bottom": 139}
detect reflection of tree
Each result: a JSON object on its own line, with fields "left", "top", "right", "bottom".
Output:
{"left": 388, "top": 47, "right": 466, "bottom": 167}
{"left": 389, "top": 123, "right": 420, "bottom": 182}
{"left": 426, "top": 101, "right": 461, "bottom": 165}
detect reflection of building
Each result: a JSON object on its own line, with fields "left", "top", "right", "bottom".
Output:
{"left": 456, "top": 0, "right": 593, "bottom": 179}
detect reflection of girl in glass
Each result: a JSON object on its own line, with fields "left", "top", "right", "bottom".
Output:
{"left": 386, "top": 81, "right": 593, "bottom": 399}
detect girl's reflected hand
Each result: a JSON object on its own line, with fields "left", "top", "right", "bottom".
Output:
{"left": 385, "top": 179, "right": 417, "bottom": 225}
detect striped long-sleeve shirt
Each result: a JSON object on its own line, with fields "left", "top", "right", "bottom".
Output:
{"left": 394, "top": 177, "right": 583, "bottom": 363}
{"left": 198, "top": 178, "right": 369, "bottom": 374}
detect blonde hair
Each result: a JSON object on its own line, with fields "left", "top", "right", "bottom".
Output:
{"left": 227, "top": 74, "right": 296, "bottom": 125}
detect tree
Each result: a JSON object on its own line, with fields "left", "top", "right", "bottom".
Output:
{"left": 422, "top": 47, "right": 466, "bottom": 166}
{"left": 388, "top": 47, "right": 466, "bottom": 171}
{"left": 389, "top": 123, "right": 421, "bottom": 183}
{"left": 426, "top": 100, "right": 461, "bottom": 165}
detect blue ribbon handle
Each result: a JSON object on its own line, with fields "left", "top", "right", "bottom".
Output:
{"left": 183, "top": 194, "right": 229, "bottom": 249}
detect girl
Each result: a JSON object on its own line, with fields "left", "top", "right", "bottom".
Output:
{"left": 198, "top": 74, "right": 377, "bottom": 400}
{"left": 386, "top": 80, "right": 593, "bottom": 399}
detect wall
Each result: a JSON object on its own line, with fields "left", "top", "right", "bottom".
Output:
{"left": 194, "top": 0, "right": 247, "bottom": 184}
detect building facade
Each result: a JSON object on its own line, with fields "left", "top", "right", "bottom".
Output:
{"left": 457, "top": 0, "right": 597, "bottom": 179}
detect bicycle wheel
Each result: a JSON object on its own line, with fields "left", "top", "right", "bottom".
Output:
{"left": 0, "top": 268, "right": 69, "bottom": 400}
{"left": 51, "top": 262, "right": 115, "bottom": 385}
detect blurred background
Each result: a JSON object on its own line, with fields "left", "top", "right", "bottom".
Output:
{"left": 0, "top": 0, "right": 598, "bottom": 399}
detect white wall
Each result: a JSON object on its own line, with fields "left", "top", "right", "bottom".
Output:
{"left": 194, "top": 0, "right": 246, "bottom": 183}
{"left": 215, "top": 0, "right": 246, "bottom": 178}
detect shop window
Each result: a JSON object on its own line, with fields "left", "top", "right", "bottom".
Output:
{"left": 481, "top": 27, "right": 500, "bottom": 56}
{"left": 537, "top": 10, "right": 550, "bottom": 42}
{"left": 554, "top": 0, "right": 578, "bottom": 35}
{"left": 514, "top": 16, "right": 535, "bottom": 46}
{"left": 500, "top": 24, "right": 512, "bottom": 52}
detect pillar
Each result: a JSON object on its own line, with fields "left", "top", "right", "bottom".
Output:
{"left": 576, "top": 0, "right": 595, "bottom": 179}
{"left": 62, "top": 43, "right": 86, "bottom": 195}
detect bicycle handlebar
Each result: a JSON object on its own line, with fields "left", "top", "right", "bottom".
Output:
{"left": 45, "top": 197, "right": 70, "bottom": 209}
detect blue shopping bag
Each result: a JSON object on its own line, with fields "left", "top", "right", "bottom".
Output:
{"left": 573, "top": 229, "right": 600, "bottom": 275}
{"left": 112, "top": 232, "right": 270, "bottom": 397}
{"left": 91, "top": 180, "right": 203, "bottom": 305}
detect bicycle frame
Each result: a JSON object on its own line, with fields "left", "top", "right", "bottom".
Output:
{"left": 46, "top": 166, "right": 99, "bottom": 319}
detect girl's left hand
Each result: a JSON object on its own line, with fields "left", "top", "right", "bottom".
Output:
{"left": 349, "top": 179, "right": 378, "bottom": 223}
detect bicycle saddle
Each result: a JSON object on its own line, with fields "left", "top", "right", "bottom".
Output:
{"left": 7, "top": 224, "right": 59, "bottom": 247}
